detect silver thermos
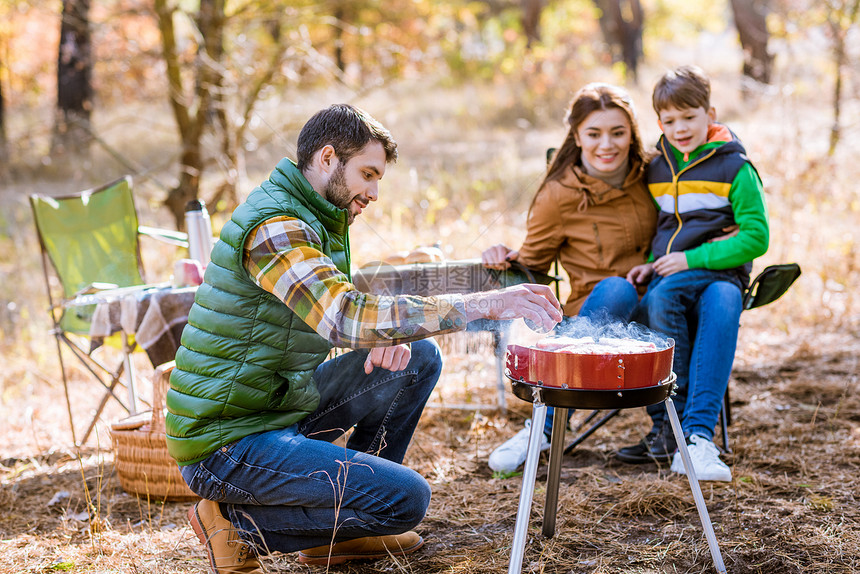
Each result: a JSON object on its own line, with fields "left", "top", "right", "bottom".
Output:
{"left": 184, "top": 199, "right": 214, "bottom": 267}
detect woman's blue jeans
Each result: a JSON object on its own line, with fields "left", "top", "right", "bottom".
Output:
{"left": 639, "top": 270, "right": 743, "bottom": 440}
{"left": 179, "top": 339, "right": 441, "bottom": 555}
{"left": 543, "top": 276, "right": 639, "bottom": 436}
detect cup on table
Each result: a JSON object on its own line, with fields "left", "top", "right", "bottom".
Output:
{"left": 172, "top": 258, "right": 204, "bottom": 287}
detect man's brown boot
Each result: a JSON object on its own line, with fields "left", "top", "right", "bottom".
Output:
{"left": 297, "top": 531, "right": 424, "bottom": 566}
{"left": 188, "top": 499, "right": 263, "bottom": 574}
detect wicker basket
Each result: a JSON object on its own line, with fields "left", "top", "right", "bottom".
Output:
{"left": 111, "top": 361, "right": 198, "bottom": 501}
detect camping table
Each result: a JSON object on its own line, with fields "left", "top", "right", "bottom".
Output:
{"left": 80, "top": 283, "right": 197, "bottom": 413}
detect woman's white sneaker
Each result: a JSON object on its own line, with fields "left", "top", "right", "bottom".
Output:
{"left": 670, "top": 434, "right": 732, "bottom": 482}
{"left": 488, "top": 419, "right": 550, "bottom": 473}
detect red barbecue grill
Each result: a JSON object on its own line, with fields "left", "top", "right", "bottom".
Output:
{"left": 504, "top": 339, "right": 728, "bottom": 574}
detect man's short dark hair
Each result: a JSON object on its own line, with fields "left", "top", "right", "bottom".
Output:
{"left": 296, "top": 104, "right": 398, "bottom": 171}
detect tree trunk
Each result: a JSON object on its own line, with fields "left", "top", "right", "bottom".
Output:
{"left": 827, "top": 0, "right": 860, "bottom": 155}
{"left": 52, "top": 0, "right": 93, "bottom": 158}
{"left": 0, "top": 55, "right": 7, "bottom": 174}
{"left": 155, "top": 0, "right": 225, "bottom": 228}
{"left": 521, "top": 0, "right": 544, "bottom": 48}
{"left": 593, "top": 0, "right": 643, "bottom": 82}
{"left": 333, "top": 4, "right": 346, "bottom": 72}
{"left": 729, "top": 0, "right": 773, "bottom": 87}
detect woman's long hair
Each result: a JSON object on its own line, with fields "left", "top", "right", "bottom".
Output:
{"left": 540, "top": 83, "right": 647, "bottom": 190}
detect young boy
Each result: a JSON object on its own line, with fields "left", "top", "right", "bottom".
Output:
{"left": 621, "top": 65, "right": 769, "bottom": 481}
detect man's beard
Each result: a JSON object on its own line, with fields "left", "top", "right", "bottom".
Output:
{"left": 323, "top": 164, "right": 356, "bottom": 224}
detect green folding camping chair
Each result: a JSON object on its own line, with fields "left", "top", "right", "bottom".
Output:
{"left": 30, "top": 176, "right": 188, "bottom": 446}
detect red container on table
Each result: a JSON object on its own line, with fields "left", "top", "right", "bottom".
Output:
{"left": 172, "top": 258, "right": 204, "bottom": 287}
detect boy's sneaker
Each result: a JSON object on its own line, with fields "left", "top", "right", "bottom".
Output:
{"left": 488, "top": 419, "right": 550, "bottom": 473}
{"left": 616, "top": 419, "right": 677, "bottom": 464}
{"left": 670, "top": 434, "right": 732, "bottom": 482}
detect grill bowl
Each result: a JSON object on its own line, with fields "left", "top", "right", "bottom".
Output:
{"left": 505, "top": 340, "right": 674, "bottom": 390}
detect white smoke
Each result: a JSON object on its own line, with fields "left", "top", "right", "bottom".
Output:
{"left": 551, "top": 310, "right": 671, "bottom": 350}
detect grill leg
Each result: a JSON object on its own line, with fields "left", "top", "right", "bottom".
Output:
{"left": 543, "top": 406, "right": 567, "bottom": 538}
{"left": 508, "top": 398, "right": 547, "bottom": 574}
{"left": 665, "top": 397, "right": 727, "bottom": 574}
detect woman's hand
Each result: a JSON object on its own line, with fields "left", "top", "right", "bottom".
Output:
{"left": 626, "top": 263, "right": 654, "bottom": 285}
{"left": 652, "top": 252, "right": 689, "bottom": 277}
{"left": 481, "top": 244, "right": 518, "bottom": 270}
{"left": 707, "top": 225, "right": 740, "bottom": 242}
{"left": 364, "top": 344, "right": 412, "bottom": 374}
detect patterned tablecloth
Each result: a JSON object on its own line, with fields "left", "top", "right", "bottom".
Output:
{"left": 83, "top": 283, "right": 197, "bottom": 366}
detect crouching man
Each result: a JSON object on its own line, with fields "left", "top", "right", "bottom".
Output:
{"left": 166, "top": 104, "right": 562, "bottom": 572}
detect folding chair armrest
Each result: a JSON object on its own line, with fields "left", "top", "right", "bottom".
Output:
{"left": 70, "top": 282, "right": 120, "bottom": 300}
{"left": 743, "top": 263, "right": 802, "bottom": 310}
{"left": 139, "top": 225, "right": 190, "bottom": 248}
{"left": 508, "top": 260, "right": 563, "bottom": 286}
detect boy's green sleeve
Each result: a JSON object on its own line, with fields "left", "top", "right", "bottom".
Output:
{"left": 684, "top": 163, "right": 769, "bottom": 269}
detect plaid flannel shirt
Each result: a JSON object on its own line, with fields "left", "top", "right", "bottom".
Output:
{"left": 243, "top": 216, "right": 467, "bottom": 348}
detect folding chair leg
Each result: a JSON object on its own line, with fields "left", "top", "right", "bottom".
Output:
{"left": 563, "top": 409, "right": 621, "bottom": 455}
{"left": 719, "top": 387, "right": 732, "bottom": 454}
{"left": 62, "top": 334, "right": 131, "bottom": 410}
{"left": 56, "top": 331, "right": 135, "bottom": 446}
{"left": 53, "top": 333, "right": 79, "bottom": 446}
{"left": 79, "top": 386, "right": 120, "bottom": 445}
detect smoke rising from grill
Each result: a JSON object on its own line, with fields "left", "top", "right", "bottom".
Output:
{"left": 551, "top": 310, "right": 672, "bottom": 351}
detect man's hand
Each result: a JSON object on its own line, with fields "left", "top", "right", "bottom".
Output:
{"left": 652, "top": 252, "right": 689, "bottom": 277}
{"left": 364, "top": 344, "right": 412, "bottom": 374}
{"left": 626, "top": 263, "right": 654, "bottom": 285}
{"left": 463, "top": 284, "right": 563, "bottom": 332}
{"left": 481, "top": 244, "right": 518, "bottom": 270}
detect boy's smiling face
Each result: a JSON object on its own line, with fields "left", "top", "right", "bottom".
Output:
{"left": 657, "top": 105, "right": 716, "bottom": 155}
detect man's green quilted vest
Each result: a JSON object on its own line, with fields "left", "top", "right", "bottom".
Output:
{"left": 166, "top": 158, "right": 351, "bottom": 465}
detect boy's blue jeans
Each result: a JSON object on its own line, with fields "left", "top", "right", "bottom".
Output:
{"left": 638, "top": 269, "right": 744, "bottom": 440}
{"left": 179, "top": 339, "right": 441, "bottom": 555}
{"left": 543, "top": 276, "right": 640, "bottom": 436}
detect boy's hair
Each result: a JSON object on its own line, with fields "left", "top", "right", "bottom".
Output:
{"left": 652, "top": 65, "right": 711, "bottom": 114}
{"left": 296, "top": 104, "right": 398, "bottom": 171}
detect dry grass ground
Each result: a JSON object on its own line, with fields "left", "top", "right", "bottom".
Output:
{"left": 1, "top": 47, "right": 859, "bottom": 573}
{"left": 1, "top": 323, "right": 858, "bottom": 574}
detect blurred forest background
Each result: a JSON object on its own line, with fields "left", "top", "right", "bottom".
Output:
{"left": 0, "top": 0, "right": 858, "bottom": 444}
{"left": 1, "top": 1, "right": 860, "bottom": 573}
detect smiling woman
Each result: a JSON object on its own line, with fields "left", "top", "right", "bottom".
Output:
{"left": 481, "top": 82, "right": 655, "bottom": 316}
{"left": 481, "top": 83, "right": 658, "bottom": 474}
{"left": 573, "top": 107, "right": 633, "bottom": 183}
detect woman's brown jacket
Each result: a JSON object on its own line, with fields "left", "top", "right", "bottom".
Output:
{"left": 517, "top": 161, "right": 657, "bottom": 316}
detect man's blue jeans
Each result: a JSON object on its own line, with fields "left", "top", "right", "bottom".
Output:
{"left": 638, "top": 270, "right": 743, "bottom": 440}
{"left": 179, "top": 339, "right": 442, "bottom": 554}
{"left": 543, "top": 276, "right": 640, "bottom": 436}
